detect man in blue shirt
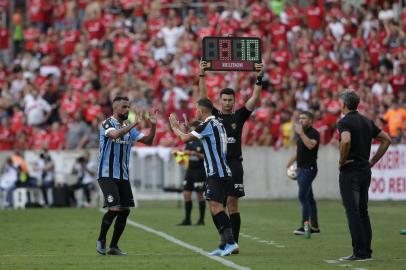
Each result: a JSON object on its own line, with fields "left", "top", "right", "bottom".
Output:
{"left": 169, "top": 98, "right": 238, "bottom": 257}
{"left": 96, "top": 96, "right": 156, "bottom": 256}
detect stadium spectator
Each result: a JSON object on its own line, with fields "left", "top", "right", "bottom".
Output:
{"left": 23, "top": 84, "right": 52, "bottom": 126}
{"left": 0, "top": 157, "right": 18, "bottom": 208}
{"left": 69, "top": 151, "right": 96, "bottom": 207}
{"left": 383, "top": 100, "right": 406, "bottom": 143}
{"left": 32, "top": 149, "right": 55, "bottom": 207}
{"left": 65, "top": 112, "right": 91, "bottom": 150}
{"left": 0, "top": 0, "right": 403, "bottom": 149}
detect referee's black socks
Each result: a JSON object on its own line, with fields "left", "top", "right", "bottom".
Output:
{"left": 213, "top": 211, "right": 235, "bottom": 245}
{"left": 185, "top": 201, "right": 192, "bottom": 222}
{"left": 98, "top": 210, "right": 118, "bottom": 241}
{"left": 198, "top": 201, "right": 205, "bottom": 222}
{"left": 230, "top": 213, "right": 241, "bottom": 243}
{"left": 110, "top": 209, "right": 130, "bottom": 248}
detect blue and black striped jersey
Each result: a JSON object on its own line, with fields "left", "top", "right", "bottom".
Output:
{"left": 98, "top": 117, "right": 144, "bottom": 180}
{"left": 191, "top": 116, "right": 231, "bottom": 178}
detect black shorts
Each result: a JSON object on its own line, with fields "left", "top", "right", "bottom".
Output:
{"left": 184, "top": 168, "right": 206, "bottom": 192}
{"left": 205, "top": 176, "right": 230, "bottom": 203}
{"left": 226, "top": 160, "right": 245, "bottom": 198}
{"left": 98, "top": 178, "right": 135, "bottom": 208}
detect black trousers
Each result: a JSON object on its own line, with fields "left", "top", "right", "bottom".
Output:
{"left": 339, "top": 169, "right": 372, "bottom": 257}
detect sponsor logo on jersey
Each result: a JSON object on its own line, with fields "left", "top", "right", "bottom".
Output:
{"left": 227, "top": 137, "right": 237, "bottom": 143}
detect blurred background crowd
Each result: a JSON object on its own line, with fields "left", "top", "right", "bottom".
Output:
{"left": 0, "top": 0, "right": 405, "bottom": 151}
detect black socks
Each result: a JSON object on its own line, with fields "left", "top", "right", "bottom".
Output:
{"left": 213, "top": 211, "right": 235, "bottom": 245}
{"left": 98, "top": 210, "right": 118, "bottom": 241}
{"left": 198, "top": 201, "right": 205, "bottom": 221}
{"left": 230, "top": 213, "right": 241, "bottom": 243}
{"left": 110, "top": 209, "right": 130, "bottom": 248}
{"left": 185, "top": 201, "right": 192, "bottom": 221}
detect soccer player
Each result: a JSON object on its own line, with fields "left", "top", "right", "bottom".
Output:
{"left": 178, "top": 120, "right": 206, "bottom": 226}
{"left": 198, "top": 60, "right": 265, "bottom": 250}
{"left": 169, "top": 98, "right": 239, "bottom": 256}
{"left": 96, "top": 96, "right": 157, "bottom": 256}
{"left": 337, "top": 90, "right": 391, "bottom": 261}
{"left": 286, "top": 111, "right": 321, "bottom": 235}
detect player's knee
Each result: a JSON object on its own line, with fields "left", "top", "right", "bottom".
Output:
{"left": 227, "top": 197, "right": 239, "bottom": 213}
{"left": 183, "top": 191, "right": 192, "bottom": 201}
{"left": 209, "top": 201, "right": 223, "bottom": 215}
{"left": 197, "top": 192, "right": 204, "bottom": 201}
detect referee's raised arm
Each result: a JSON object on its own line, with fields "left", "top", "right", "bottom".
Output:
{"left": 197, "top": 60, "right": 210, "bottom": 100}
{"left": 245, "top": 63, "right": 265, "bottom": 112}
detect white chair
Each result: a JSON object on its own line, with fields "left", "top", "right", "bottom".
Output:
{"left": 13, "top": 187, "right": 44, "bottom": 209}
{"left": 13, "top": 188, "right": 29, "bottom": 209}
{"left": 0, "top": 189, "right": 7, "bottom": 208}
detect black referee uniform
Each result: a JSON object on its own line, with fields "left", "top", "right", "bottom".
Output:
{"left": 213, "top": 107, "right": 251, "bottom": 198}
{"left": 183, "top": 140, "right": 206, "bottom": 193}
{"left": 213, "top": 106, "right": 251, "bottom": 244}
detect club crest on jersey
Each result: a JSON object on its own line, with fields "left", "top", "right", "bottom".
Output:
{"left": 196, "top": 146, "right": 201, "bottom": 152}
{"left": 231, "top": 123, "right": 237, "bottom": 130}
{"left": 107, "top": 195, "right": 114, "bottom": 203}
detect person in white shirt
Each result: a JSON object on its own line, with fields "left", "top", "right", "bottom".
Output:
{"left": 33, "top": 150, "right": 55, "bottom": 207}
{"left": 24, "top": 87, "right": 52, "bottom": 126}
{"left": 158, "top": 19, "right": 184, "bottom": 54}
{"left": 0, "top": 158, "right": 18, "bottom": 208}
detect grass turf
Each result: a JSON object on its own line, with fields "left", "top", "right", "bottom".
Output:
{"left": 0, "top": 200, "right": 405, "bottom": 270}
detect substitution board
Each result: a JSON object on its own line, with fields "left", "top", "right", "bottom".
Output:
{"left": 202, "top": 37, "right": 262, "bottom": 71}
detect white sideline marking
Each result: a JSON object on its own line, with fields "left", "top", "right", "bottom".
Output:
{"left": 324, "top": 260, "right": 339, "bottom": 264}
{"left": 123, "top": 218, "right": 251, "bottom": 270}
{"left": 339, "top": 264, "right": 352, "bottom": 268}
{"left": 239, "top": 232, "right": 285, "bottom": 248}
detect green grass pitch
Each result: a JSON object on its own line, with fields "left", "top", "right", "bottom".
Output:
{"left": 0, "top": 200, "right": 405, "bottom": 270}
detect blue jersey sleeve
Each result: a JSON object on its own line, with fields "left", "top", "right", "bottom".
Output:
{"left": 102, "top": 119, "right": 115, "bottom": 137}
{"left": 130, "top": 127, "right": 145, "bottom": 142}
{"left": 191, "top": 122, "right": 213, "bottom": 139}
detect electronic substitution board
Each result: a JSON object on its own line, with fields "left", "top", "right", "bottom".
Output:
{"left": 202, "top": 37, "right": 261, "bottom": 71}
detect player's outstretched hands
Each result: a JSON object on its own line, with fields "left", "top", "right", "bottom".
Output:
{"left": 179, "top": 113, "right": 189, "bottom": 132}
{"left": 145, "top": 110, "right": 158, "bottom": 125}
{"left": 255, "top": 62, "right": 265, "bottom": 76}
{"left": 199, "top": 60, "right": 210, "bottom": 75}
{"left": 169, "top": 113, "right": 180, "bottom": 130}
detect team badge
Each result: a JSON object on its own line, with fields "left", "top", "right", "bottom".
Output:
{"left": 196, "top": 146, "right": 201, "bottom": 152}
{"left": 231, "top": 123, "right": 237, "bottom": 130}
{"left": 107, "top": 195, "right": 114, "bottom": 203}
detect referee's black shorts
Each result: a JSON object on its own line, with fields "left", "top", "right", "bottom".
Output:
{"left": 183, "top": 167, "right": 206, "bottom": 192}
{"left": 98, "top": 178, "right": 135, "bottom": 208}
{"left": 226, "top": 160, "right": 245, "bottom": 198}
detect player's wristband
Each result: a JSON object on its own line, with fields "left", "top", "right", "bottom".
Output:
{"left": 255, "top": 76, "right": 263, "bottom": 86}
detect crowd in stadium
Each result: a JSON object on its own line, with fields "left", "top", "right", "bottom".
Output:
{"left": 0, "top": 0, "right": 405, "bottom": 151}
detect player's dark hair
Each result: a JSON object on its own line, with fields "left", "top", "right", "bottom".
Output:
{"left": 300, "top": 111, "right": 313, "bottom": 120}
{"left": 113, "top": 96, "right": 129, "bottom": 103}
{"left": 220, "top": 88, "right": 235, "bottom": 97}
{"left": 340, "top": 90, "right": 360, "bottom": 111}
{"left": 197, "top": 98, "right": 213, "bottom": 111}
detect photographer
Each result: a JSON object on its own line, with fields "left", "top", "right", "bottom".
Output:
{"left": 69, "top": 151, "right": 96, "bottom": 207}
